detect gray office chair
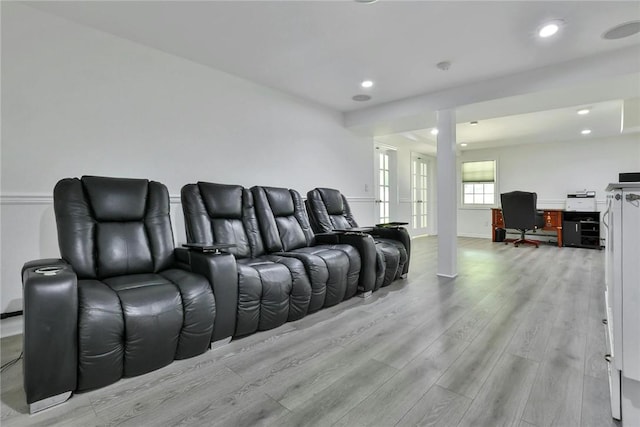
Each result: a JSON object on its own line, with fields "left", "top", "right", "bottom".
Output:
{"left": 500, "top": 191, "right": 545, "bottom": 248}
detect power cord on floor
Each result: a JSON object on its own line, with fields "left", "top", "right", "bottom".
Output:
{"left": 1, "top": 351, "right": 23, "bottom": 373}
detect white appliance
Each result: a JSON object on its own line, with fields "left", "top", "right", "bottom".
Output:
{"left": 566, "top": 191, "right": 597, "bottom": 211}
{"left": 604, "top": 183, "right": 640, "bottom": 426}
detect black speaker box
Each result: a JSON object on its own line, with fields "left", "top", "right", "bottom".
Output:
{"left": 619, "top": 172, "right": 640, "bottom": 182}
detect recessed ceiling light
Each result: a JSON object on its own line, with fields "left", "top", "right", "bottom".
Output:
{"left": 352, "top": 94, "right": 371, "bottom": 102}
{"left": 603, "top": 21, "right": 640, "bottom": 40}
{"left": 361, "top": 80, "right": 374, "bottom": 88}
{"left": 460, "top": 143, "right": 468, "bottom": 147}
{"left": 538, "top": 20, "right": 563, "bottom": 38}
{"left": 581, "top": 129, "right": 592, "bottom": 135}
{"left": 430, "top": 128, "right": 439, "bottom": 135}
{"left": 354, "top": 0, "right": 378, "bottom": 3}
{"left": 577, "top": 108, "right": 590, "bottom": 115}
{"left": 470, "top": 121, "right": 478, "bottom": 126}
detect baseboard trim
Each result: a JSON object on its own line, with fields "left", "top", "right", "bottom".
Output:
{"left": 1, "top": 316, "right": 23, "bottom": 338}
{"left": 458, "top": 233, "right": 491, "bottom": 239}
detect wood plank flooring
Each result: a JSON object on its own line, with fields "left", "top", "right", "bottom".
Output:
{"left": 0, "top": 237, "right": 620, "bottom": 426}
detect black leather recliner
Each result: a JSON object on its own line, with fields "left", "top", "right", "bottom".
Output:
{"left": 306, "top": 188, "right": 411, "bottom": 287}
{"left": 22, "top": 176, "right": 237, "bottom": 414}
{"left": 251, "top": 186, "right": 364, "bottom": 308}
{"left": 181, "top": 182, "right": 313, "bottom": 335}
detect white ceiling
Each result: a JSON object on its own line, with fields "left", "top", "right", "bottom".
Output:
{"left": 25, "top": 0, "right": 640, "bottom": 150}
{"left": 376, "top": 99, "right": 628, "bottom": 153}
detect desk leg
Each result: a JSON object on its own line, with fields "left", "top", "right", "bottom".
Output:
{"left": 492, "top": 227, "right": 497, "bottom": 242}
{"left": 557, "top": 227, "right": 563, "bottom": 247}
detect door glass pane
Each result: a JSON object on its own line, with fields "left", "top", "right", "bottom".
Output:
{"left": 411, "top": 156, "right": 428, "bottom": 232}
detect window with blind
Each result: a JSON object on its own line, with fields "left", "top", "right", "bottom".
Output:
{"left": 462, "top": 160, "right": 496, "bottom": 205}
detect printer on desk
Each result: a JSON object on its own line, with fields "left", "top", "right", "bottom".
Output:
{"left": 566, "top": 190, "right": 596, "bottom": 211}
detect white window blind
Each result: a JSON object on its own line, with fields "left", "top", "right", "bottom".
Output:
{"left": 462, "top": 160, "right": 495, "bottom": 183}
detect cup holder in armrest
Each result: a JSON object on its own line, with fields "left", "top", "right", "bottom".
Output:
{"left": 34, "top": 266, "right": 64, "bottom": 276}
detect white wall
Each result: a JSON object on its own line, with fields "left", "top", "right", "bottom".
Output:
{"left": 0, "top": 4, "right": 375, "bottom": 335}
{"left": 457, "top": 135, "right": 640, "bottom": 239}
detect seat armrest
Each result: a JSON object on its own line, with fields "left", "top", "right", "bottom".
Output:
{"left": 372, "top": 225, "right": 410, "bottom": 242}
{"left": 332, "top": 227, "right": 374, "bottom": 233}
{"left": 371, "top": 226, "right": 411, "bottom": 276}
{"left": 313, "top": 232, "right": 340, "bottom": 244}
{"left": 375, "top": 222, "right": 409, "bottom": 228}
{"left": 22, "top": 259, "right": 77, "bottom": 407}
{"left": 182, "top": 243, "right": 236, "bottom": 254}
{"left": 175, "top": 248, "right": 238, "bottom": 341}
{"left": 316, "top": 233, "right": 377, "bottom": 293}
{"left": 335, "top": 233, "right": 377, "bottom": 293}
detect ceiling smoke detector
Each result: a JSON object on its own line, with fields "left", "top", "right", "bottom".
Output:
{"left": 352, "top": 94, "right": 372, "bottom": 102}
{"left": 436, "top": 61, "right": 451, "bottom": 71}
{"left": 603, "top": 21, "right": 640, "bottom": 40}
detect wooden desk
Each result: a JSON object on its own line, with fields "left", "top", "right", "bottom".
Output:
{"left": 491, "top": 208, "right": 563, "bottom": 247}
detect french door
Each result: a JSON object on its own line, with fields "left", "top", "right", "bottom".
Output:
{"left": 411, "top": 154, "right": 429, "bottom": 235}
{"left": 374, "top": 145, "right": 397, "bottom": 223}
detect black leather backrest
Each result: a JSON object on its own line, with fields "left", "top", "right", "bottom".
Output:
{"left": 54, "top": 176, "right": 175, "bottom": 279}
{"left": 500, "top": 191, "right": 538, "bottom": 230}
{"left": 252, "top": 186, "right": 314, "bottom": 252}
{"left": 181, "top": 182, "right": 265, "bottom": 258}
{"left": 306, "top": 188, "right": 358, "bottom": 233}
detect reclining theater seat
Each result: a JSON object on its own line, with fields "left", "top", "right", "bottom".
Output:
{"left": 181, "top": 182, "right": 313, "bottom": 335}
{"left": 22, "top": 176, "right": 237, "bottom": 414}
{"left": 251, "top": 186, "right": 362, "bottom": 309}
{"left": 305, "top": 188, "right": 395, "bottom": 289}
{"left": 306, "top": 187, "right": 411, "bottom": 285}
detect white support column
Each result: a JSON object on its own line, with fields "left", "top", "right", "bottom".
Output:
{"left": 436, "top": 109, "right": 457, "bottom": 278}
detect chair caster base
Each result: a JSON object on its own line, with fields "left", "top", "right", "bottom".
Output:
{"left": 29, "top": 391, "right": 72, "bottom": 414}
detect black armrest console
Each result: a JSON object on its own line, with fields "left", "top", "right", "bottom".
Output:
{"left": 182, "top": 243, "right": 236, "bottom": 253}
{"left": 333, "top": 227, "right": 374, "bottom": 233}
{"left": 375, "top": 222, "right": 409, "bottom": 228}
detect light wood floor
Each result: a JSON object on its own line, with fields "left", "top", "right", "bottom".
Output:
{"left": 1, "top": 237, "right": 619, "bottom": 427}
